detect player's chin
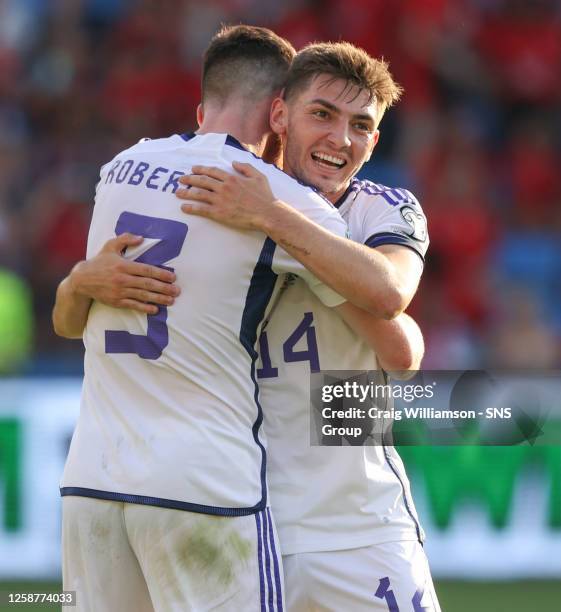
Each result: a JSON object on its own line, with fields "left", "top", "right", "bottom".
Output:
{"left": 299, "top": 166, "right": 344, "bottom": 197}
{"left": 311, "top": 167, "right": 350, "bottom": 194}
{"left": 315, "top": 176, "right": 347, "bottom": 198}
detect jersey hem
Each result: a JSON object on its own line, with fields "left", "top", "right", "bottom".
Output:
{"left": 60, "top": 487, "right": 265, "bottom": 517}
{"left": 279, "top": 529, "right": 422, "bottom": 556}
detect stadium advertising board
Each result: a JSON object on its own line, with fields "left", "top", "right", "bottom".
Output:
{"left": 0, "top": 378, "right": 560, "bottom": 579}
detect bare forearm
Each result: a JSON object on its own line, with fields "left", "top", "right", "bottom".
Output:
{"left": 336, "top": 303, "right": 424, "bottom": 379}
{"left": 177, "top": 166, "right": 421, "bottom": 318}
{"left": 262, "top": 199, "right": 405, "bottom": 318}
{"left": 52, "top": 270, "right": 92, "bottom": 339}
{"left": 177, "top": 165, "right": 423, "bottom": 317}
{"left": 52, "top": 233, "right": 180, "bottom": 340}
{"left": 366, "top": 313, "right": 424, "bottom": 378}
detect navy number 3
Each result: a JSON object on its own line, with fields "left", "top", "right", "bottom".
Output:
{"left": 105, "top": 211, "right": 188, "bottom": 360}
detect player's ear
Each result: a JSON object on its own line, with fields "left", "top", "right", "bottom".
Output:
{"left": 366, "top": 129, "right": 380, "bottom": 161}
{"left": 270, "top": 97, "right": 288, "bottom": 136}
{"left": 196, "top": 104, "right": 204, "bottom": 127}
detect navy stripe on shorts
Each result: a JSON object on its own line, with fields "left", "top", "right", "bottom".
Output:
{"left": 255, "top": 509, "right": 283, "bottom": 611}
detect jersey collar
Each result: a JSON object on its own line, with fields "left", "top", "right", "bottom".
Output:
{"left": 333, "top": 177, "right": 362, "bottom": 209}
{"left": 180, "top": 132, "right": 250, "bottom": 152}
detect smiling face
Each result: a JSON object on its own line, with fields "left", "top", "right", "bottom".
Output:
{"left": 271, "top": 74, "right": 380, "bottom": 202}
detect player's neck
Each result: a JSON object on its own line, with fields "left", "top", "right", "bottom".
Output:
{"left": 197, "top": 99, "right": 271, "bottom": 157}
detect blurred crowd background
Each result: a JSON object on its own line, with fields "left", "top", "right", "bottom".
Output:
{"left": 0, "top": 0, "right": 560, "bottom": 374}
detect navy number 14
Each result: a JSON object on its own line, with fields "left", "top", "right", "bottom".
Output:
{"left": 257, "top": 312, "right": 320, "bottom": 378}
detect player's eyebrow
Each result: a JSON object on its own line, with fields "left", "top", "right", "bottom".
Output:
{"left": 308, "top": 98, "right": 375, "bottom": 124}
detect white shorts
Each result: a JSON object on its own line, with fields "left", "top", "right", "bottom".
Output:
{"left": 62, "top": 496, "right": 284, "bottom": 612}
{"left": 283, "top": 540, "right": 440, "bottom": 611}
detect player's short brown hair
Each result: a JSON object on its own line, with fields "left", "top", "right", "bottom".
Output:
{"left": 202, "top": 25, "right": 296, "bottom": 105}
{"left": 284, "top": 42, "right": 403, "bottom": 125}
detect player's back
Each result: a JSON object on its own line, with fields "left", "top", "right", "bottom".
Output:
{"left": 61, "top": 132, "right": 346, "bottom": 516}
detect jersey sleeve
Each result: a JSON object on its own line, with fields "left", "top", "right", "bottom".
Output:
{"left": 360, "top": 189, "right": 429, "bottom": 261}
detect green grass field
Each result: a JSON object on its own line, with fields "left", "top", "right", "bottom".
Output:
{"left": 1, "top": 580, "right": 561, "bottom": 611}
{"left": 436, "top": 580, "right": 561, "bottom": 612}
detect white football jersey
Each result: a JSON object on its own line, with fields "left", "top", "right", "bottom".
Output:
{"left": 61, "top": 132, "right": 347, "bottom": 516}
{"left": 259, "top": 178, "right": 429, "bottom": 553}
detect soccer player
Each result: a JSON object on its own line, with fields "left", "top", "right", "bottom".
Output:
{"left": 177, "top": 43, "right": 441, "bottom": 611}
{"left": 53, "top": 38, "right": 438, "bottom": 609}
{"left": 53, "top": 27, "right": 408, "bottom": 612}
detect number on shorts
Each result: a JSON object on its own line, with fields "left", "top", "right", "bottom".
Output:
{"left": 374, "top": 577, "right": 428, "bottom": 611}
{"left": 375, "top": 577, "right": 400, "bottom": 611}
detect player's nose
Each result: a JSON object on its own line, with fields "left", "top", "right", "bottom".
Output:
{"left": 327, "top": 120, "right": 352, "bottom": 150}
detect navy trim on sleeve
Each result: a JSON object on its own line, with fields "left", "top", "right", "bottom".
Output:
{"left": 365, "top": 232, "right": 425, "bottom": 263}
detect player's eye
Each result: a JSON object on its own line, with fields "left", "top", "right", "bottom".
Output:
{"left": 353, "top": 122, "right": 372, "bottom": 133}
{"left": 312, "top": 109, "right": 329, "bottom": 120}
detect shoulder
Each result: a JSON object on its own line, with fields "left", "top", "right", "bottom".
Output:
{"left": 224, "top": 142, "right": 340, "bottom": 218}
{"left": 345, "top": 178, "right": 422, "bottom": 211}
{"left": 100, "top": 135, "right": 184, "bottom": 172}
{"left": 343, "top": 178, "right": 428, "bottom": 255}
{"left": 346, "top": 179, "right": 425, "bottom": 232}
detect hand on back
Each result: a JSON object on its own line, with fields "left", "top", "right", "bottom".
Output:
{"left": 71, "top": 233, "right": 180, "bottom": 315}
{"left": 176, "top": 162, "right": 276, "bottom": 231}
